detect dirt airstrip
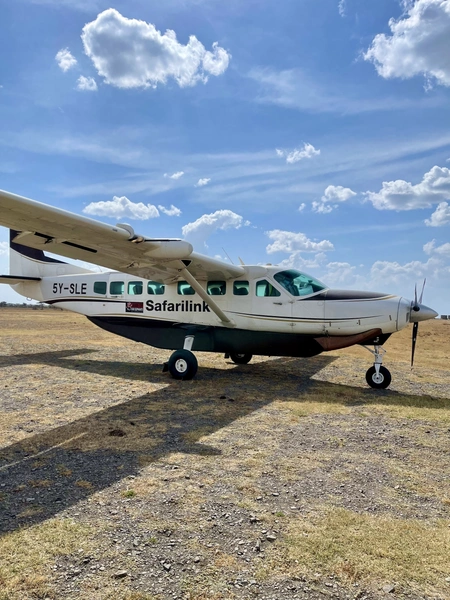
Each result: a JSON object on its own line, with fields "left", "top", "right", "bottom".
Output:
{"left": 0, "top": 309, "right": 449, "bottom": 600}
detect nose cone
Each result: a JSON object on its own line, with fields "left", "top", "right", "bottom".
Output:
{"left": 410, "top": 303, "right": 438, "bottom": 323}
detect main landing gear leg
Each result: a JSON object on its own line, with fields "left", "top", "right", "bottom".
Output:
{"left": 167, "top": 335, "right": 198, "bottom": 380}
{"left": 363, "top": 344, "right": 391, "bottom": 389}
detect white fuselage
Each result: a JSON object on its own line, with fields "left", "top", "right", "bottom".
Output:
{"left": 12, "top": 265, "right": 410, "bottom": 338}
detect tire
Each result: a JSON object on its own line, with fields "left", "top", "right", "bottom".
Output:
{"left": 229, "top": 353, "right": 253, "bottom": 365}
{"left": 168, "top": 349, "right": 198, "bottom": 380}
{"left": 365, "top": 365, "right": 391, "bottom": 389}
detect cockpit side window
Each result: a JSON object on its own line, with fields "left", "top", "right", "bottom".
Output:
{"left": 274, "top": 270, "right": 326, "bottom": 297}
{"left": 256, "top": 279, "right": 281, "bottom": 297}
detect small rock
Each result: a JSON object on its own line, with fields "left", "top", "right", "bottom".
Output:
{"left": 113, "top": 570, "right": 128, "bottom": 579}
{"left": 163, "top": 563, "right": 172, "bottom": 572}
{"left": 109, "top": 429, "right": 126, "bottom": 437}
{"left": 266, "top": 534, "right": 277, "bottom": 542}
{"left": 70, "top": 568, "right": 81, "bottom": 577}
{"left": 382, "top": 584, "right": 395, "bottom": 593}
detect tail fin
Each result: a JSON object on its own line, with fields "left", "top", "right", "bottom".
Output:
{"left": 9, "top": 229, "right": 93, "bottom": 278}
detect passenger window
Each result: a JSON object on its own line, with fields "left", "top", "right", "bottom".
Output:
{"left": 128, "top": 281, "right": 143, "bottom": 295}
{"left": 110, "top": 281, "right": 124, "bottom": 295}
{"left": 93, "top": 281, "right": 107, "bottom": 295}
{"left": 233, "top": 281, "right": 249, "bottom": 296}
{"left": 177, "top": 281, "right": 195, "bottom": 295}
{"left": 256, "top": 279, "right": 281, "bottom": 297}
{"left": 207, "top": 281, "right": 226, "bottom": 296}
{"left": 147, "top": 281, "right": 165, "bottom": 295}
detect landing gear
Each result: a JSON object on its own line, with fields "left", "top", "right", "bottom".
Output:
{"left": 363, "top": 344, "right": 391, "bottom": 389}
{"left": 229, "top": 353, "right": 253, "bottom": 365}
{"left": 168, "top": 349, "right": 198, "bottom": 380}
{"left": 167, "top": 334, "right": 198, "bottom": 380}
{"left": 365, "top": 365, "right": 391, "bottom": 389}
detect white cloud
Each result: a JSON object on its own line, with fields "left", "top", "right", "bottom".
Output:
{"left": 158, "top": 204, "right": 182, "bottom": 217}
{"left": 55, "top": 48, "right": 77, "bottom": 72}
{"left": 312, "top": 201, "right": 334, "bottom": 214}
{"left": 423, "top": 239, "right": 450, "bottom": 256}
{"left": 182, "top": 210, "right": 247, "bottom": 247}
{"left": 312, "top": 185, "right": 357, "bottom": 214}
{"left": 298, "top": 203, "right": 306, "bottom": 212}
{"left": 364, "top": 0, "right": 450, "bottom": 87}
{"left": 322, "top": 261, "right": 366, "bottom": 288}
{"left": 164, "top": 171, "right": 184, "bottom": 180}
{"left": 370, "top": 257, "right": 442, "bottom": 284}
{"left": 0, "top": 241, "right": 8, "bottom": 256}
{"left": 195, "top": 178, "right": 211, "bottom": 187}
{"left": 425, "top": 201, "right": 450, "bottom": 226}
{"left": 83, "top": 196, "right": 159, "bottom": 220}
{"left": 277, "top": 251, "right": 328, "bottom": 273}
{"left": 249, "top": 67, "right": 439, "bottom": 115}
{"left": 322, "top": 185, "right": 357, "bottom": 203}
{"left": 76, "top": 76, "right": 98, "bottom": 91}
{"left": 81, "top": 8, "right": 231, "bottom": 89}
{"left": 276, "top": 143, "right": 320, "bottom": 164}
{"left": 366, "top": 165, "right": 450, "bottom": 210}
{"left": 266, "top": 230, "right": 334, "bottom": 254}
{"left": 338, "top": 0, "right": 346, "bottom": 17}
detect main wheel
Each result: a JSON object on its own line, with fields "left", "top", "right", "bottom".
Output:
{"left": 168, "top": 349, "right": 198, "bottom": 380}
{"left": 365, "top": 365, "right": 391, "bottom": 389}
{"left": 229, "top": 353, "right": 253, "bottom": 365}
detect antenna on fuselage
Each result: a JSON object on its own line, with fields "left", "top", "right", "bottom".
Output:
{"left": 222, "top": 247, "right": 235, "bottom": 264}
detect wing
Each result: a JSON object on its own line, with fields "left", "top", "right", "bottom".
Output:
{"left": 0, "top": 190, "right": 245, "bottom": 282}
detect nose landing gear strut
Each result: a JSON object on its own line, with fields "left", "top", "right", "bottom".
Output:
{"left": 363, "top": 344, "right": 391, "bottom": 389}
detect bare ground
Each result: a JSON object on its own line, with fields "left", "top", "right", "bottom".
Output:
{"left": 0, "top": 309, "right": 449, "bottom": 600}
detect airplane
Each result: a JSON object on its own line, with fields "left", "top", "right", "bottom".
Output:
{"left": 0, "top": 189, "right": 438, "bottom": 388}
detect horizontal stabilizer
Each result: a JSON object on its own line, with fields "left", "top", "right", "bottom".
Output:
{"left": 0, "top": 275, "right": 41, "bottom": 284}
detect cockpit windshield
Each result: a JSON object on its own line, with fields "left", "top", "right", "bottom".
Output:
{"left": 274, "top": 269, "right": 327, "bottom": 297}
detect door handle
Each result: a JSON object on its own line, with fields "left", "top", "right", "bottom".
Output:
{"left": 273, "top": 302, "right": 283, "bottom": 305}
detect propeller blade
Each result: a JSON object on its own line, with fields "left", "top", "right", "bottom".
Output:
{"left": 411, "top": 321, "right": 419, "bottom": 367}
{"left": 418, "top": 278, "right": 426, "bottom": 305}
{"left": 414, "top": 283, "right": 418, "bottom": 310}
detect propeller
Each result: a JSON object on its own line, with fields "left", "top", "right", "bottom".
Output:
{"left": 411, "top": 278, "right": 426, "bottom": 367}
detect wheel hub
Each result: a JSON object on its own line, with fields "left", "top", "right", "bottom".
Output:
{"left": 372, "top": 371, "right": 384, "bottom": 384}
{"left": 175, "top": 359, "right": 188, "bottom": 373}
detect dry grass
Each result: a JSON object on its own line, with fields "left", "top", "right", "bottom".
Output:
{"left": 261, "top": 507, "right": 450, "bottom": 594}
{"left": 0, "top": 519, "right": 94, "bottom": 600}
{"left": 0, "top": 309, "right": 449, "bottom": 599}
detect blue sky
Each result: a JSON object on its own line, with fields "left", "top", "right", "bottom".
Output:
{"left": 1, "top": 0, "right": 450, "bottom": 313}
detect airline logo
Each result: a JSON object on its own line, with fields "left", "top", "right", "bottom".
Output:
{"left": 126, "top": 302, "right": 144, "bottom": 314}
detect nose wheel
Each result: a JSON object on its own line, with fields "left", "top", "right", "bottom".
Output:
{"left": 365, "top": 365, "right": 391, "bottom": 389}
{"left": 363, "top": 344, "right": 391, "bottom": 389}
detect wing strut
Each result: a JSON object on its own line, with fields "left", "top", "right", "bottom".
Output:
{"left": 180, "top": 266, "right": 235, "bottom": 327}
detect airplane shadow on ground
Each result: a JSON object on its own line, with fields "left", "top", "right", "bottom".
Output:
{"left": 0, "top": 349, "right": 444, "bottom": 535}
